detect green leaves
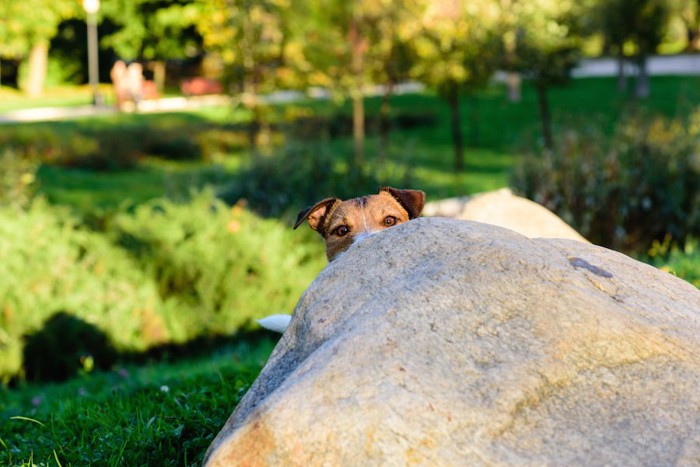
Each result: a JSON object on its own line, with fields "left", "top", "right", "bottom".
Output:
{"left": 0, "top": 0, "right": 76, "bottom": 57}
{"left": 100, "top": 0, "right": 202, "bottom": 61}
{"left": 0, "top": 190, "right": 324, "bottom": 383}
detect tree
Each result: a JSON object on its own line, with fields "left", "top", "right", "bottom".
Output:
{"left": 293, "top": 0, "right": 381, "bottom": 171}
{"left": 406, "top": 0, "right": 502, "bottom": 172}
{"left": 195, "top": 0, "right": 291, "bottom": 152}
{"left": 365, "top": 2, "right": 418, "bottom": 164}
{"left": 596, "top": 0, "right": 672, "bottom": 97}
{"left": 0, "top": 0, "right": 77, "bottom": 96}
{"left": 506, "top": 0, "right": 586, "bottom": 150}
{"left": 674, "top": 0, "right": 700, "bottom": 51}
{"left": 100, "top": 0, "right": 203, "bottom": 91}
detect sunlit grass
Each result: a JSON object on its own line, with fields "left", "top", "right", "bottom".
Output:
{"left": 37, "top": 158, "right": 243, "bottom": 210}
{"left": 0, "top": 85, "right": 101, "bottom": 112}
{"left": 0, "top": 338, "right": 275, "bottom": 466}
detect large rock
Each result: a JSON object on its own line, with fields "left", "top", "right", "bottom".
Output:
{"left": 423, "top": 188, "right": 588, "bottom": 242}
{"left": 205, "top": 218, "right": 700, "bottom": 466}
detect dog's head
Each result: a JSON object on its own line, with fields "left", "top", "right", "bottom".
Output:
{"left": 294, "top": 187, "right": 425, "bottom": 261}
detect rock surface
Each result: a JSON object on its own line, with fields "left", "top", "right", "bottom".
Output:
{"left": 205, "top": 218, "right": 700, "bottom": 466}
{"left": 423, "top": 188, "right": 588, "bottom": 242}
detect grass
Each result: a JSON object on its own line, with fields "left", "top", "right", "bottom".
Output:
{"left": 0, "top": 336, "right": 276, "bottom": 466}
{"left": 2, "top": 75, "right": 700, "bottom": 466}
{"left": 37, "top": 160, "right": 237, "bottom": 210}
{"left": 645, "top": 238, "right": 700, "bottom": 288}
{"left": 0, "top": 85, "right": 102, "bottom": 112}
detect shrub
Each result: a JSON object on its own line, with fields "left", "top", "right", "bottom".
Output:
{"left": 0, "top": 122, "right": 245, "bottom": 173}
{"left": 0, "top": 200, "right": 166, "bottom": 383}
{"left": 0, "top": 126, "right": 64, "bottom": 162}
{"left": 645, "top": 236, "right": 700, "bottom": 288}
{"left": 0, "top": 149, "right": 39, "bottom": 209}
{"left": 196, "top": 128, "right": 248, "bottom": 161}
{"left": 0, "top": 192, "right": 324, "bottom": 384}
{"left": 288, "top": 110, "right": 438, "bottom": 141}
{"left": 219, "top": 141, "right": 413, "bottom": 217}
{"left": 108, "top": 190, "right": 325, "bottom": 340}
{"left": 511, "top": 112, "right": 700, "bottom": 252}
{"left": 0, "top": 125, "right": 141, "bottom": 171}
{"left": 143, "top": 133, "right": 201, "bottom": 161}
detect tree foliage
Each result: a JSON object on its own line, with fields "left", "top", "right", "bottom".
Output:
{"left": 289, "top": 0, "right": 400, "bottom": 169}
{"left": 405, "top": 0, "right": 502, "bottom": 171}
{"left": 100, "top": 0, "right": 202, "bottom": 61}
{"left": 594, "top": 0, "right": 672, "bottom": 97}
{"left": 0, "top": 0, "right": 77, "bottom": 95}
{"left": 507, "top": 0, "right": 588, "bottom": 149}
{"left": 671, "top": 0, "right": 700, "bottom": 51}
{"left": 0, "top": 0, "right": 76, "bottom": 58}
{"left": 195, "top": 0, "right": 294, "bottom": 151}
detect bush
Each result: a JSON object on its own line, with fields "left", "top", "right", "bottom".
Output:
{"left": 196, "top": 128, "right": 249, "bottom": 161}
{"left": 645, "top": 236, "right": 700, "bottom": 288}
{"left": 0, "top": 125, "right": 141, "bottom": 171}
{"left": 0, "top": 192, "right": 324, "bottom": 384}
{"left": 511, "top": 112, "right": 700, "bottom": 252}
{"left": 0, "top": 122, "right": 249, "bottom": 173}
{"left": 108, "top": 191, "right": 325, "bottom": 340}
{"left": 288, "top": 110, "right": 438, "bottom": 141}
{"left": 219, "top": 140, "right": 414, "bottom": 217}
{"left": 0, "top": 149, "right": 39, "bottom": 209}
{"left": 0, "top": 200, "right": 165, "bottom": 383}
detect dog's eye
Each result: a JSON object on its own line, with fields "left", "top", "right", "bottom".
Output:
{"left": 333, "top": 225, "right": 350, "bottom": 237}
{"left": 384, "top": 216, "right": 398, "bottom": 227}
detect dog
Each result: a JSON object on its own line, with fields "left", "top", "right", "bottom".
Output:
{"left": 293, "top": 186, "right": 426, "bottom": 262}
{"left": 257, "top": 187, "right": 425, "bottom": 334}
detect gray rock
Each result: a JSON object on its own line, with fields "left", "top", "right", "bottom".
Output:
{"left": 204, "top": 218, "right": 700, "bottom": 466}
{"left": 423, "top": 188, "right": 588, "bottom": 242}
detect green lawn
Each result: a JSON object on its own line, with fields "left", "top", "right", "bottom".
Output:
{"left": 0, "top": 337, "right": 276, "bottom": 466}
{"left": 37, "top": 160, "right": 239, "bottom": 211}
{"left": 0, "top": 85, "right": 99, "bottom": 112}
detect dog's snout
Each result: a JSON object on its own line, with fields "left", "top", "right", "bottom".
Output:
{"left": 352, "top": 230, "right": 378, "bottom": 245}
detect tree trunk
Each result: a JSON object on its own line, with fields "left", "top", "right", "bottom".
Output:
{"left": 506, "top": 72, "right": 521, "bottom": 103}
{"left": 468, "top": 93, "right": 479, "bottom": 148}
{"left": 616, "top": 52, "right": 627, "bottom": 93}
{"left": 244, "top": 81, "right": 260, "bottom": 156}
{"left": 447, "top": 83, "right": 464, "bottom": 172}
{"left": 349, "top": 18, "right": 367, "bottom": 171}
{"left": 152, "top": 61, "right": 166, "bottom": 93}
{"left": 247, "top": 105, "right": 260, "bottom": 155}
{"left": 352, "top": 92, "right": 365, "bottom": 169}
{"left": 535, "top": 82, "right": 553, "bottom": 150}
{"left": 502, "top": 27, "right": 520, "bottom": 103}
{"left": 685, "top": 23, "right": 700, "bottom": 51}
{"left": 25, "top": 41, "right": 49, "bottom": 97}
{"left": 635, "top": 55, "right": 650, "bottom": 99}
{"left": 378, "top": 84, "right": 393, "bottom": 166}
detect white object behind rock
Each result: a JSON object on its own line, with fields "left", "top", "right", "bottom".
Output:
{"left": 257, "top": 314, "right": 291, "bottom": 333}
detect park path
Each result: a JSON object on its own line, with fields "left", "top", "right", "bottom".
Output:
{"left": 0, "top": 95, "right": 229, "bottom": 125}
{"left": 1, "top": 54, "right": 699, "bottom": 125}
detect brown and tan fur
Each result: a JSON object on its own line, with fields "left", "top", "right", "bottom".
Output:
{"left": 294, "top": 187, "right": 425, "bottom": 261}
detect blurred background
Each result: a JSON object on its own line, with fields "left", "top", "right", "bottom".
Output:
{"left": 1, "top": 0, "right": 699, "bottom": 464}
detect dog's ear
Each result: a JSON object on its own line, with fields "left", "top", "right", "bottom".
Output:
{"left": 294, "top": 197, "right": 340, "bottom": 235}
{"left": 381, "top": 187, "right": 425, "bottom": 219}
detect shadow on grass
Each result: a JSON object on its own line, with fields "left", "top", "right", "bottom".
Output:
{"left": 18, "top": 310, "right": 278, "bottom": 386}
